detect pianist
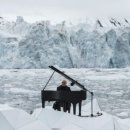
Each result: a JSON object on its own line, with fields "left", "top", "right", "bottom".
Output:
{"left": 53, "top": 80, "right": 71, "bottom": 112}
{"left": 57, "top": 80, "right": 71, "bottom": 91}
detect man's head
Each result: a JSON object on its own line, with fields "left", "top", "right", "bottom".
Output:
{"left": 61, "top": 80, "right": 67, "bottom": 86}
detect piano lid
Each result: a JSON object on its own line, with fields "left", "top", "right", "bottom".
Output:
{"left": 49, "top": 66, "right": 87, "bottom": 91}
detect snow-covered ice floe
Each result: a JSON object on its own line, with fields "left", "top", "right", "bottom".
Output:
{"left": 32, "top": 108, "right": 128, "bottom": 130}
{"left": 32, "top": 99, "right": 130, "bottom": 130}
{"left": 0, "top": 99, "right": 130, "bottom": 130}
{"left": 0, "top": 104, "right": 50, "bottom": 130}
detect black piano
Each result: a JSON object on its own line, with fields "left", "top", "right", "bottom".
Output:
{"left": 41, "top": 90, "right": 86, "bottom": 116}
{"left": 41, "top": 66, "right": 88, "bottom": 116}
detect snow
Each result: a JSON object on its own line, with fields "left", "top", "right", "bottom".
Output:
{"left": 0, "top": 104, "right": 13, "bottom": 111}
{"left": 17, "top": 120, "right": 50, "bottom": 130}
{"left": 0, "top": 104, "right": 51, "bottom": 130}
{"left": 0, "top": 107, "right": 33, "bottom": 129}
{"left": 117, "top": 112, "right": 129, "bottom": 118}
{"left": 0, "top": 108, "right": 34, "bottom": 129}
{"left": 116, "top": 118, "right": 130, "bottom": 130}
{"left": 33, "top": 108, "right": 122, "bottom": 130}
{"left": 0, "top": 17, "right": 130, "bottom": 68}
{"left": 0, "top": 95, "right": 130, "bottom": 130}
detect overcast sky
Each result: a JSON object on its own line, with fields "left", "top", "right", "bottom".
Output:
{"left": 0, "top": 0, "right": 130, "bottom": 23}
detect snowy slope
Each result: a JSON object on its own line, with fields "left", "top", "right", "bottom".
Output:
{"left": 0, "top": 17, "right": 130, "bottom": 68}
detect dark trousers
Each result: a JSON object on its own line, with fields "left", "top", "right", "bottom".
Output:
{"left": 53, "top": 101, "right": 71, "bottom": 113}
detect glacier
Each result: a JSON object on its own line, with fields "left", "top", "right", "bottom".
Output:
{"left": 0, "top": 16, "right": 130, "bottom": 68}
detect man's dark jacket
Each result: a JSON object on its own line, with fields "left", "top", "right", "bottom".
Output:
{"left": 53, "top": 85, "right": 71, "bottom": 112}
{"left": 57, "top": 85, "right": 71, "bottom": 91}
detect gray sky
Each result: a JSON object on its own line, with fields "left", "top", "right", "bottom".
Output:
{"left": 0, "top": 0, "right": 130, "bottom": 23}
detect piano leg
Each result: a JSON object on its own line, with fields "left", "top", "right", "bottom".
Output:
{"left": 41, "top": 91, "right": 45, "bottom": 108}
{"left": 73, "top": 103, "right": 76, "bottom": 115}
{"left": 63, "top": 102, "right": 67, "bottom": 112}
{"left": 42, "top": 101, "right": 45, "bottom": 108}
{"left": 79, "top": 101, "right": 82, "bottom": 116}
{"left": 62, "top": 102, "right": 71, "bottom": 113}
{"left": 67, "top": 102, "right": 71, "bottom": 113}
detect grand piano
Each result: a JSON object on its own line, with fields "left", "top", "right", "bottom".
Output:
{"left": 41, "top": 66, "right": 88, "bottom": 116}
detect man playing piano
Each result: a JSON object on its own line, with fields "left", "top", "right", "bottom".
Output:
{"left": 53, "top": 80, "right": 71, "bottom": 112}
{"left": 57, "top": 80, "right": 71, "bottom": 91}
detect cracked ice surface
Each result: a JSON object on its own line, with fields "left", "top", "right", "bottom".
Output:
{"left": 0, "top": 68, "right": 130, "bottom": 118}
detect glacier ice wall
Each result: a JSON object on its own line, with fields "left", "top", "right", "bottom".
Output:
{"left": 0, "top": 16, "right": 130, "bottom": 68}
